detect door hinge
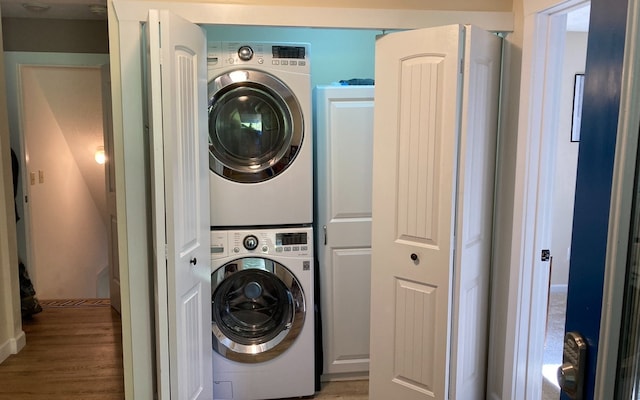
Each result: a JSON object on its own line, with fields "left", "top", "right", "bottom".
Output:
{"left": 541, "top": 249, "right": 551, "bottom": 262}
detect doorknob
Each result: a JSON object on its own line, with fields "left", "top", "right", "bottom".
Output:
{"left": 190, "top": 257, "right": 197, "bottom": 265}
{"left": 410, "top": 253, "right": 419, "bottom": 264}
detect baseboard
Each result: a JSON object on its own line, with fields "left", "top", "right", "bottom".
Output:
{"left": 321, "top": 372, "right": 369, "bottom": 382}
{"left": 550, "top": 284, "right": 568, "bottom": 293}
{"left": 14, "top": 330, "right": 26, "bottom": 353}
{"left": 487, "top": 392, "right": 502, "bottom": 400}
{"left": 0, "top": 330, "right": 26, "bottom": 364}
{"left": 0, "top": 339, "right": 11, "bottom": 364}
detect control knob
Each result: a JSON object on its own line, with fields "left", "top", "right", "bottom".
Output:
{"left": 243, "top": 235, "right": 259, "bottom": 251}
{"left": 238, "top": 46, "right": 254, "bottom": 61}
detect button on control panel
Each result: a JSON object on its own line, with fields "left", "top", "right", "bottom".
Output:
{"left": 243, "top": 235, "right": 259, "bottom": 251}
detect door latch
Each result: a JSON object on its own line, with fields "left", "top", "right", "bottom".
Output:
{"left": 557, "top": 331, "right": 587, "bottom": 399}
{"left": 541, "top": 249, "right": 551, "bottom": 262}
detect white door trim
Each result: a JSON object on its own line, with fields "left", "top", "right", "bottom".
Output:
{"left": 499, "top": 0, "right": 640, "bottom": 398}
{"left": 112, "top": 1, "right": 513, "bottom": 31}
{"left": 107, "top": 3, "right": 514, "bottom": 399}
{"left": 504, "top": 0, "right": 589, "bottom": 399}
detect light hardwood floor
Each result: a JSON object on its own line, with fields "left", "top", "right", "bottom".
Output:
{"left": 0, "top": 301, "right": 124, "bottom": 400}
{"left": 0, "top": 301, "right": 368, "bottom": 400}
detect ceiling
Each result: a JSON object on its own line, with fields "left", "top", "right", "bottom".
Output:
{"left": 0, "top": 0, "right": 106, "bottom": 20}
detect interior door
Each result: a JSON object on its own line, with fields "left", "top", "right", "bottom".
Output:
{"left": 562, "top": 0, "right": 627, "bottom": 398}
{"left": 369, "top": 25, "right": 500, "bottom": 400}
{"left": 451, "top": 25, "right": 501, "bottom": 399}
{"left": 147, "top": 9, "right": 212, "bottom": 400}
{"left": 101, "top": 64, "right": 120, "bottom": 313}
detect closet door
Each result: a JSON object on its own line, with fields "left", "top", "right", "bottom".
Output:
{"left": 369, "top": 25, "right": 500, "bottom": 400}
{"left": 451, "top": 25, "right": 501, "bottom": 400}
{"left": 315, "top": 85, "right": 374, "bottom": 378}
{"left": 147, "top": 9, "right": 212, "bottom": 400}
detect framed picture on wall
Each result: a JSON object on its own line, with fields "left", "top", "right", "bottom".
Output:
{"left": 571, "top": 73, "right": 585, "bottom": 142}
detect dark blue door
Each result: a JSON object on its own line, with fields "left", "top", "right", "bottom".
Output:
{"left": 563, "top": 0, "right": 628, "bottom": 398}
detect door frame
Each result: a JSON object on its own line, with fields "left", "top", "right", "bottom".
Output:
{"left": 107, "top": 3, "right": 512, "bottom": 398}
{"left": 2, "top": 53, "right": 111, "bottom": 287}
{"left": 0, "top": 1, "right": 632, "bottom": 399}
{"left": 106, "top": 0, "right": 640, "bottom": 398}
{"left": 500, "top": 1, "right": 589, "bottom": 399}
{"left": 506, "top": 0, "right": 640, "bottom": 398}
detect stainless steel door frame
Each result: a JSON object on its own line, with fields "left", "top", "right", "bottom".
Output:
{"left": 211, "top": 257, "right": 306, "bottom": 363}
{"left": 208, "top": 69, "right": 304, "bottom": 183}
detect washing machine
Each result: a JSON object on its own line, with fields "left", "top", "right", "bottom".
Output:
{"left": 207, "top": 41, "right": 313, "bottom": 228}
{"left": 210, "top": 226, "right": 315, "bottom": 400}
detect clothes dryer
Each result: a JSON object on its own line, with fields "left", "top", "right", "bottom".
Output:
{"left": 210, "top": 227, "right": 314, "bottom": 400}
{"left": 207, "top": 41, "right": 312, "bottom": 227}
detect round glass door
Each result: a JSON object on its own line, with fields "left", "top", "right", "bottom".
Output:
{"left": 208, "top": 70, "right": 304, "bottom": 183}
{"left": 211, "top": 257, "right": 306, "bottom": 363}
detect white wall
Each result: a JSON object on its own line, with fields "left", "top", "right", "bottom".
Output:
{"left": 0, "top": 11, "right": 25, "bottom": 364}
{"left": 4, "top": 53, "right": 111, "bottom": 299}
{"left": 550, "top": 31, "right": 588, "bottom": 286}
{"left": 21, "top": 66, "right": 107, "bottom": 299}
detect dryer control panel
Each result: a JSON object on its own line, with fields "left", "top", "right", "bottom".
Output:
{"left": 207, "top": 41, "right": 311, "bottom": 74}
{"left": 211, "top": 227, "right": 313, "bottom": 261}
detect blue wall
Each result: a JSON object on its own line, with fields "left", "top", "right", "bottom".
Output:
{"left": 203, "top": 25, "right": 379, "bottom": 88}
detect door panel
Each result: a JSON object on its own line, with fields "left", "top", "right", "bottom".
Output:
{"left": 369, "top": 25, "right": 463, "bottom": 400}
{"left": 330, "top": 248, "right": 371, "bottom": 372}
{"left": 369, "top": 24, "right": 500, "bottom": 400}
{"left": 315, "top": 86, "right": 374, "bottom": 376}
{"left": 147, "top": 9, "right": 212, "bottom": 400}
{"left": 563, "top": 0, "right": 628, "bottom": 398}
{"left": 451, "top": 25, "right": 501, "bottom": 399}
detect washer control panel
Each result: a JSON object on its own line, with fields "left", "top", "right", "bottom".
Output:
{"left": 211, "top": 227, "right": 313, "bottom": 261}
{"left": 207, "top": 41, "right": 310, "bottom": 74}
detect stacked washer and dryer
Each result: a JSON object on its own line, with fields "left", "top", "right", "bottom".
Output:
{"left": 207, "top": 41, "right": 315, "bottom": 400}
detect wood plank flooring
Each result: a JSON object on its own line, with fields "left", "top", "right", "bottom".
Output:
{"left": 0, "top": 301, "right": 368, "bottom": 400}
{"left": 0, "top": 301, "right": 124, "bottom": 400}
{"left": 313, "top": 380, "right": 369, "bottom": 400}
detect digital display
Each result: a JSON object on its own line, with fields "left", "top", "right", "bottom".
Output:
{"left": 276, "top": 232, "right": 307, "bottom": 246}
{"left": 272, "top": 46, "right": 306, "bottom": 59}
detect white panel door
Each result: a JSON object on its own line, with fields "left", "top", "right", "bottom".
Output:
{"left": 450, "top": 26, "right": 501, "bottom": 400}
{"left": 315, "top": 85, "right": 374, "bottom": 377}
{"left": 369, "top": 25, "right": 500, "bottom": 400}
{"left": 147, "top": 10, "right": 212, "bottom": 400}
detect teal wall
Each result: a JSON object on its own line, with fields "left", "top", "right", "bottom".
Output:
{"left": 203, "top": 25, "right": 380, "bottom": 88}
